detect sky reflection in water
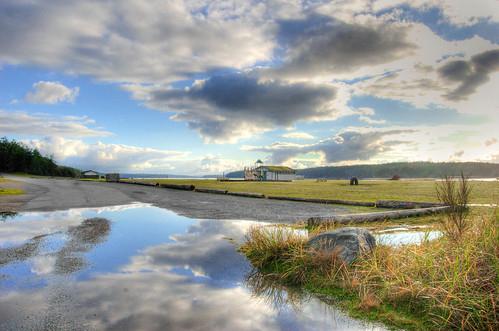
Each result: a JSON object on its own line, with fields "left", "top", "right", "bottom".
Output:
{"left": 0, "top": 204, "right": 384, "bottom": 331}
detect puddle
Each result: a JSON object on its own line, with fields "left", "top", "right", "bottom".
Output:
{"left": 0, "top": 204, "right": 384, "bottom": 331}
{"left": 375, "top": 230, "right": 441, "bottom": 246}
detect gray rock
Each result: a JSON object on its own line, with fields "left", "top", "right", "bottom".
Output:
{"left": 306, "top": 227, "right": 376, "bottom": 264}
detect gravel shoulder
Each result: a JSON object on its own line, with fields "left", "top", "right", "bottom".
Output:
{"left": 1, "top": 175, "right": 357, "bottom": 222}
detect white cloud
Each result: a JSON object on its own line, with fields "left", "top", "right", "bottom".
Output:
{"left": 26, "top": 137, "right": 190, "bottom": 172}
{"left": 25, "top": 81, "right": 79, "bottom": 104}
{"left": 247, "top": 128, "right": 415, "bottom": 164}
{"left": 0, "top": 0, "right": 274, "bottom": 84}
{"left": 24, "top": 136, "right": 243, "bottom": 174}
{"left": 358, "top": 116, "right": 387, "bottom": 125}
{"left": 282, "top": 132, "right": 315, "bottom": 140}
{"left": 485, "top": 138, "right": 497, "bottom": 146}
{"left": 372, "top": 0, "right": 499, "bottom": 26}
{"left": 0, "top": 110, "right": 111, "bottom": 137}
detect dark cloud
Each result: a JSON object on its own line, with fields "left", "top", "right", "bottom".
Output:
{"left": 249, "top": 130, "right": 413, "bottom": 164}
{"left": 129, "top": 73, "right": 339, "bottom": 142}
{"left": 438, "top": 49, "right": 499, "bottom": 100}
{"left": 274, "top": 15, "right": 416, "bottom": 77}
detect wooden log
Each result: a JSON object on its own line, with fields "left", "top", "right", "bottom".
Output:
{"left": 267, "top": 195, "right": 375, "bottom": 207}
{"left": 376, "top": 200, "right": 444, "bottom": 209}
{"left": 194, "top": 188, "right": 228, "bottom": 194}
{"left": 307, "top": 206, "right": 450, "bottom": 227}
{"left": 116, "top": 181, "right": 156, "bottom": 187}
{"left": 159, "top": 183, "right": 195, "bottom": 191}
{"left": 227, "top": 192, "right": 265, "bottom": 198}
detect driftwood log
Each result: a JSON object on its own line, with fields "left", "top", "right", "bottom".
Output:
{"left": 194, "top": 188, "right": 228, "bottom": 195}
{"left": 227, "top": 192, "right": 265, "bottom": 198}
{"left": 159, "top": 183, "right": 195, "bottom": 191}
{"left": 266, "top": 195, "right": 375, "bottom": 207}
{"left": 376, "top": 200, "right": 444, "bottom": 209}
{"left": 307, "top": 206, "right": 450, "bottom": 227}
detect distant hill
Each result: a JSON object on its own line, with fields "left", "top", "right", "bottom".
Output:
{"left": 225, "top": 170, "right": 244, "bottom": 178}
{"left": 226, "top": 162, "right": 499, "bottom": 179}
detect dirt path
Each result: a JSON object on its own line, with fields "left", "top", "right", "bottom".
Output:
{"left": 1, "top": 175, "right": 356, "bottom": 222}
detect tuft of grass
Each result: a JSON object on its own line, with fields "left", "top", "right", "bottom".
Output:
{"left": 240, "top": 212, "right": 499, "bottom": 330}
{"left": 436, "top": 173, "right": 472, "bottom": 241}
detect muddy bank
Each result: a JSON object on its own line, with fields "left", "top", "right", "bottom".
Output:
{"left": 0, "top": 175, "right": 357, "bottom": 222}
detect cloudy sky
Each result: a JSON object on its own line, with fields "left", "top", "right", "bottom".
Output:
{"left": 1, "top": 0, "right": 498, "bottom": 174}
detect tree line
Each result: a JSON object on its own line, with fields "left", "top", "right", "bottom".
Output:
{"left": 0, "top": 137, "right": 80, "bottom": 177}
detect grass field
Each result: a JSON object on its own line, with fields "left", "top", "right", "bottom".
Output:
{"left": 0, "top": 188, "right": 24, "bottom": 195}
{"left": 129, "top": 179, "right": 499, "bottom": 204}
{"left": 0, "top": 177, "right": 24, "bottom": 195}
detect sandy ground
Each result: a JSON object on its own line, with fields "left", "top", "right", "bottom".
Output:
{"left": 0, "top": 175, "right": 355, "bottom": 222}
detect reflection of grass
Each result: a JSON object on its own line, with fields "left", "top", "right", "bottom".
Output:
{"left": 127, "top": 178, "right": 499, "bottom": 204}
{"left": 239, "top": 212, "right": 499, "bottom": 330}
{"left": 245, "top": 269, "right": 306, "bottom": 311}
{"left": 0, "top": 188, "right": 24, "bottom": 195}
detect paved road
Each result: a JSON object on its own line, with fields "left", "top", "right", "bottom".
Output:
{"left": 1, "top": 176, "right": 356, "bottom": 222}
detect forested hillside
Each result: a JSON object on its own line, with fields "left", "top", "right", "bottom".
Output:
{"left": 0, "top": 137, "right": 80, "bottom": 177}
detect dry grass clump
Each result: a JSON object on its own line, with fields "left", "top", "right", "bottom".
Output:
{"left": 436, "top": 173, "right": 472, "bottom": 241}
{"left": 353, "top": 214, "right": 498, "bottom": 330}
{"left": 240, "top": 212, "right": 499, "bottom": 330}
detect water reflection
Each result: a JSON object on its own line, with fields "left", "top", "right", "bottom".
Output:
{"left": 55, "top": 217, "right": 111, "bottom": 274}
{"left": 246, "top": 269, "right": 305, "bottom": 311}
{"left": 0, "top": 204, "right": 384, "bottom": 331}
{"left": 0, "top": 211, "right": 17, "bottom": 222}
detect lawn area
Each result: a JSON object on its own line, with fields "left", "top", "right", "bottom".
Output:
{"left": 0, "top": 177, "right": 25, "bottom": 195}
{"left": 129, "top": 179, "right": 499, "bottom": 204}
{"left": 0, "top": 188, "right": 24, "bottom": 195}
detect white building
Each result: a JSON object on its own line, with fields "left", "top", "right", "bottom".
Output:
{"left": 244, "top": 161, "right": 296, "bottom": 181}
{"left": 81, "top": 170, "right": 102, "bottom": 179}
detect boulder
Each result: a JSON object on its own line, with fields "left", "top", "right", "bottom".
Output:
{"left": 307, "top": 227, "right": 376, "bottom": 264}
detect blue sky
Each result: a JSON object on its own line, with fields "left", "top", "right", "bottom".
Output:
{"left": 0, "top": 0, "right": 498, "bottom": 174}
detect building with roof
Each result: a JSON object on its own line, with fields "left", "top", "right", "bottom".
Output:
{"left": 244, "top": 161, "right": 296, "bottom": 181}
{"left": 81, "top": 170, "right": 104, "bottom": 179}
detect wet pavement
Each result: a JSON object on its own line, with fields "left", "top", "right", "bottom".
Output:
{"left": 0, "top": 204, "right": 385, "bottom": 331}
{"left": 2, "top": 176, "right": 359, "bottom": 222}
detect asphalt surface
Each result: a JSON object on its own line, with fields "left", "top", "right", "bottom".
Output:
{"left": 1, "top": 175, "right": 356, "bottom": 222}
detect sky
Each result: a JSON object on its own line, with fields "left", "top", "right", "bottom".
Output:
{"left": 1, "top": 0, "right": 498, "bottom": 175}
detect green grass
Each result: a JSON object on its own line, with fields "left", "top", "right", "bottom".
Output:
{"left": 78, "top": 178, "right": 106, "bottom": 182}
{"left": 0, "top": 178, "right": 24, "bottom": 195}
{"left": 239, "top": 212, "right": 499, "bottom": 330}
{"left": 0, "top": 188, "right": 24, "bottom": 195}
{"left": 128, "top": 178, "right": 499, "bottom": 204}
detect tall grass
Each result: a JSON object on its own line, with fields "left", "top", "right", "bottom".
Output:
{"left": 240, "top": 213, "right": 499, "bottom": 330}
{"left": 436, "top": 173, "right": 472, "bottom": 241}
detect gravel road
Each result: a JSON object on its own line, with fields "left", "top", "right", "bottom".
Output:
{"left": 1, "top": 175, "right": 356, "bottom": 222}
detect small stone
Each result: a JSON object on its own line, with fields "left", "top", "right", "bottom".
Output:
{"left": 307, "top": 227, "right": 376, "bottom": 264}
